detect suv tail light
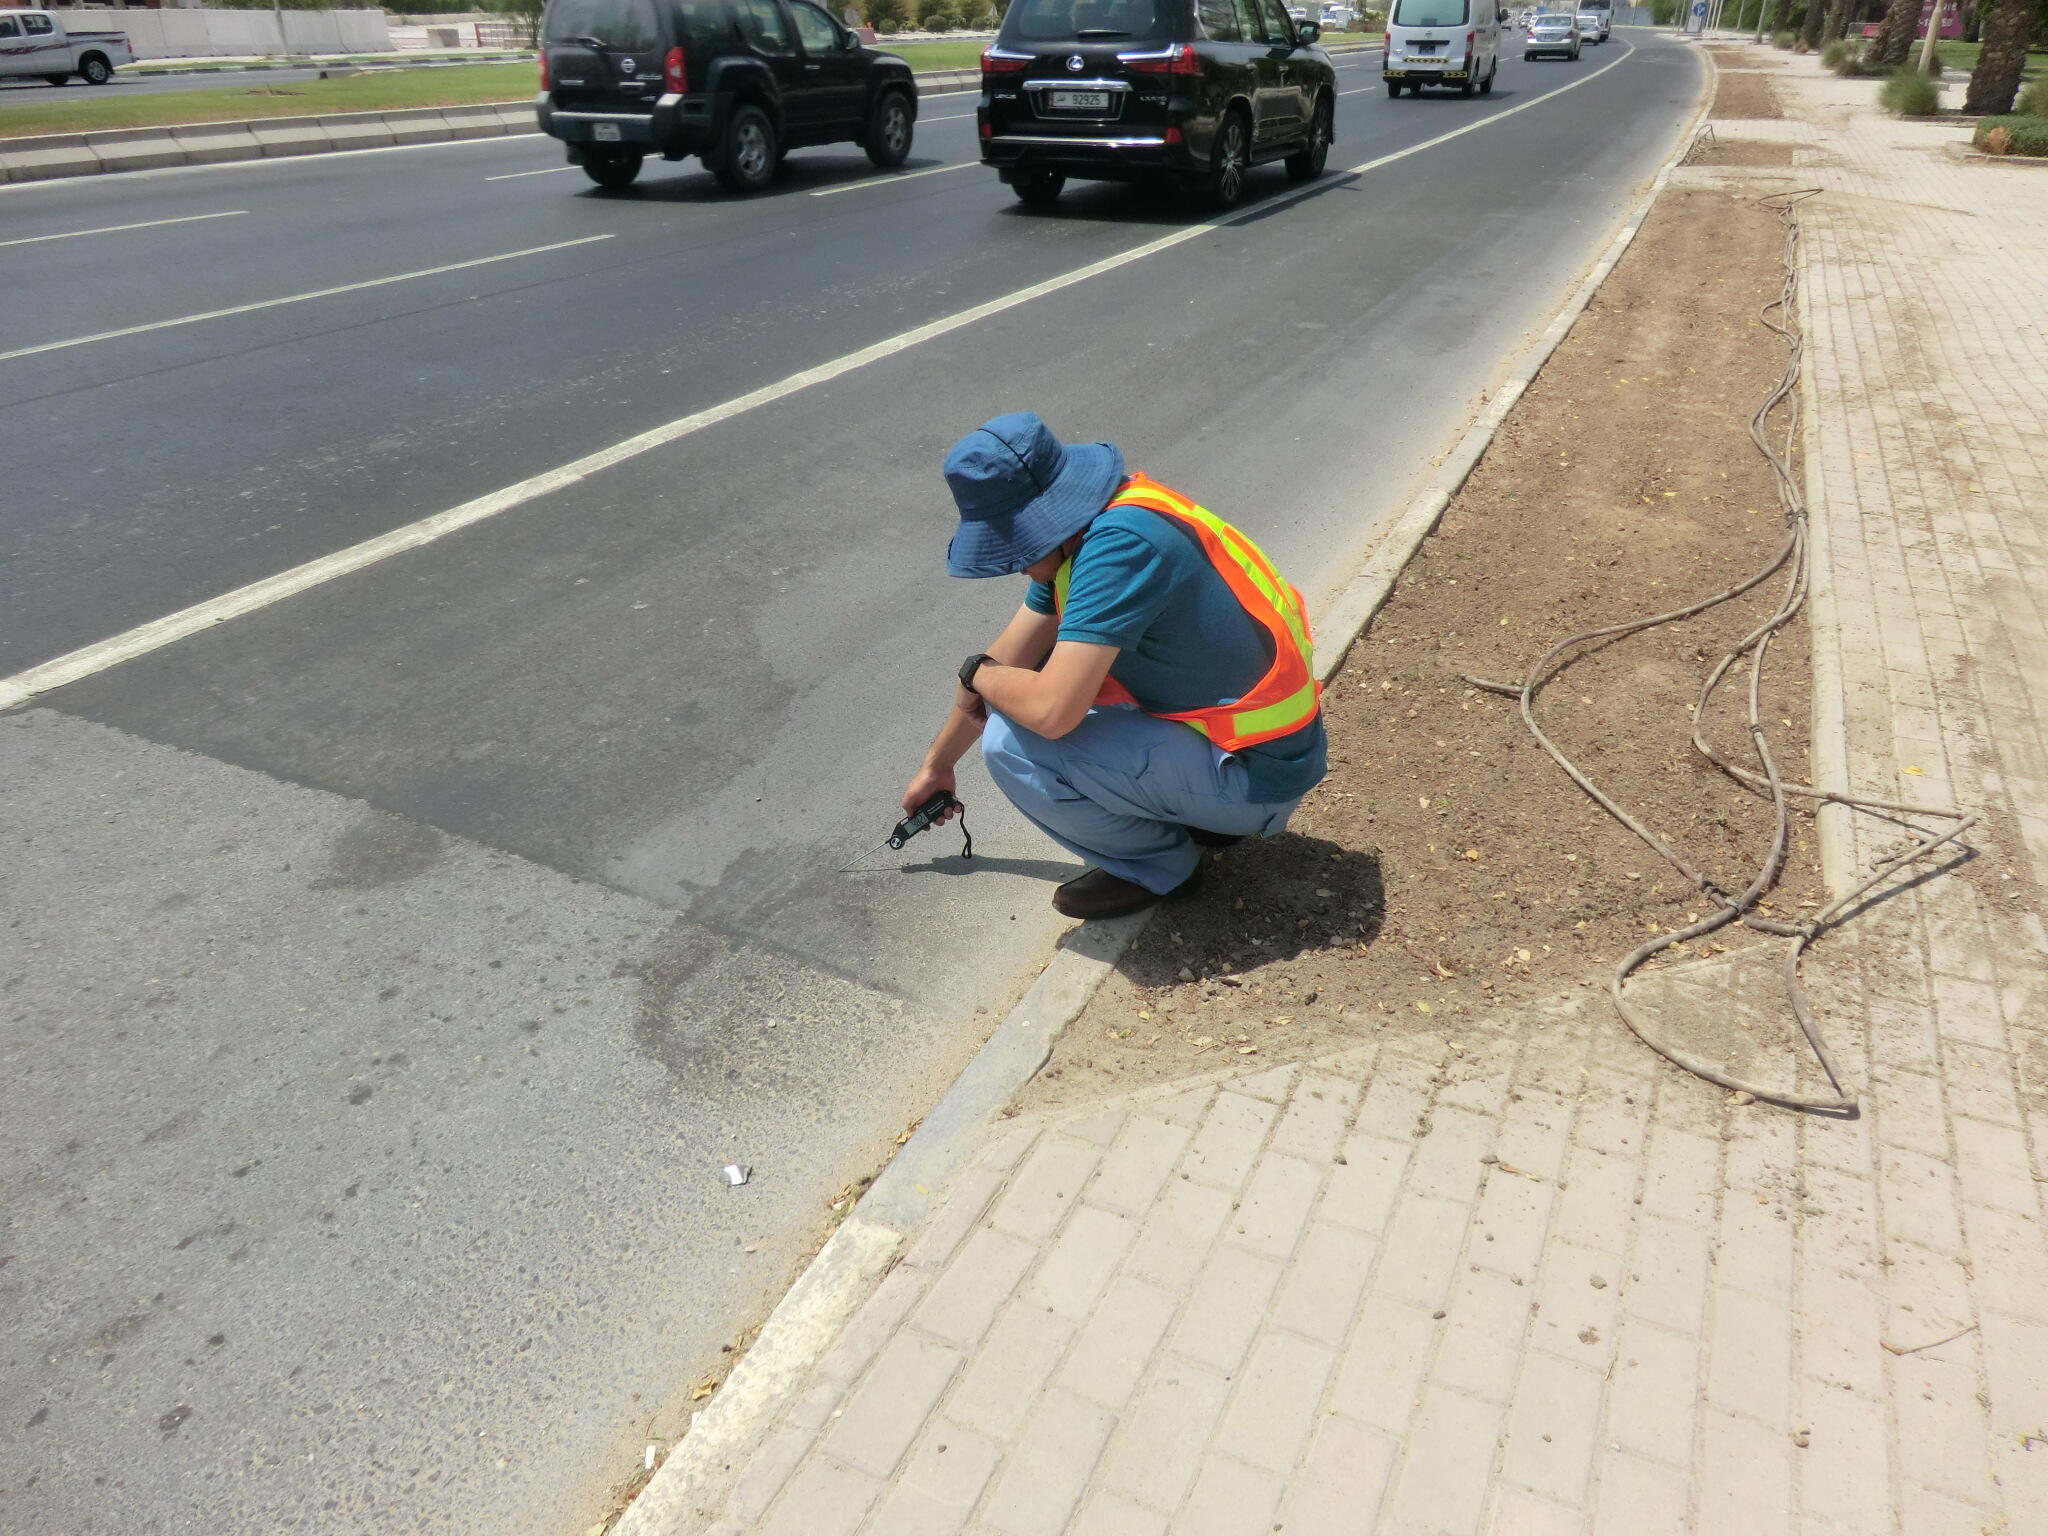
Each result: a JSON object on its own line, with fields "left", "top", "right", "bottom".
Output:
{"left": 981, "top": 45, "right": 1031, "bottom": 72}
{"left": 1117, "top": 42, "right": 1201, "bottom": 74}
{"left": 538, "top": 48, "right": 550, "bottom": 89}
{"left": 664, "top": 44, "right": 687, "bottom": 92}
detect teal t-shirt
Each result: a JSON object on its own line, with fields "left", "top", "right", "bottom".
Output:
{"left": 1025, "top": 505, "right": 1327, "bottom": 805}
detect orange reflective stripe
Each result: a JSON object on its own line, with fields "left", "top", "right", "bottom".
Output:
{"left": 1050, "top": 474, "right": 1321, "bottom": 752}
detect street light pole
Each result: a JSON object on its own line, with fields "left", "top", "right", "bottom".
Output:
{"left": 1914, "top": 0, "right": 1943, "bottom": 73}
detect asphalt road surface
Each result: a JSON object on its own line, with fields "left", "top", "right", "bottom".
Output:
{"left": 0, "top": 33, "right": 1701, "bottom": 1536}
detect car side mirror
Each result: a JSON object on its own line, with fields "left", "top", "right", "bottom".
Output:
{"left": 1296, "top": 19, "right": 1320, "bottom": 41}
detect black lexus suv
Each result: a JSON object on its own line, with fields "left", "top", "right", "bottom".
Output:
{"left": 977, "top": 0, "right": 1336, "bottom": 208}
{"left": 537, "top": 0, "right": 919, "bottom": 191}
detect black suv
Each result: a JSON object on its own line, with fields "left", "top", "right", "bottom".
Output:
{"left": 977, "top": 0, "right": 1336, "bottom": 208}
{"left": 537, "top": 0, "right": 919, "bottom": 191}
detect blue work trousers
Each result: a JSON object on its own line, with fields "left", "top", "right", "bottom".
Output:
{"left": 981, "top": 707, "right": 1302, "bottom": 894}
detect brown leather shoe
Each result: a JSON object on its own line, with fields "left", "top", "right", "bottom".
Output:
{"left": 1053, "top": 867, "right": 1197, "bottom": 920}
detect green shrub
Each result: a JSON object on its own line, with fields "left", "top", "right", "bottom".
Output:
{"left": 2016, "top": 78, "right": 2048, "bottom": 118}
{"left": 1878, "top": 66, "right": 1940, "bottom": 114}
{"left": 1771, "top": 28, "right": 1796, "bottom": 46}
{"left": 1819, "top": 38, "right": 1868, "bottom": 74}
{"left": 1975, "top": 114, "right": 2048, "bottom": 154}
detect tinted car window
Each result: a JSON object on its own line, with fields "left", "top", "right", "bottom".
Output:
{"left": 1005, "top": 0, "right": 1178, "bottom": 41}
{"left": 1391, "top": 0, "right": 1466, "bottom": 19}
{"left": 1233, "top": 0, "right": 1270, "bottom": 40}
{"left": 736, "top": 0, "right": 793, "bottom": 48}
{"left": 545, "top": 0, "right": 661, "bottom": 47}
{"left": 1197, "top": 0, "right": 1240, "bottom": 38}
{"left": 24, "top": 13, "right": 52, "bottom": 32}
{"left": 1256, "top": 0, "right": 1295, "bottom": 40}
{"left": 0, "top": 17, "right": 19, "bottom": 37}
{"left": 668, "top": 0, "right": 730, "bottom": 46}
{"left": 788, "top": 0, "right": 840, "bottom": 49}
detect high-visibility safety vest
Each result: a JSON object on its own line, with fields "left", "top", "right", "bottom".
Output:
{"left": 1052, "top": 473, "right": 1321, "bottom": 753}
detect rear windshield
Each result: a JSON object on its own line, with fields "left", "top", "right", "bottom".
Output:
{"left": 1003, "top": 0, "right": 1182, "bottom": 42}
{"left": 1391, "top": 0, "right": 1467, "bottom": 22}
{"left": 544, "top": 0, "right": 660, "bottom": 48}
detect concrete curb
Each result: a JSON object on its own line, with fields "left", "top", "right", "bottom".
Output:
{"left": 606, "top": 38, "right": 1715, "bottom": 1536}
{"left": 0, "top": 68, "right": 983, "bottom": 185}
{"left": 132, "top": 54, "right": 533, "bottom": 76}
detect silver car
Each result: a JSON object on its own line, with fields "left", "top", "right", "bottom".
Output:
{"left": 1576, "top": 6, "right": 1609, "bottom": 40}
{"left": 1524, "top": 9, "right": 1580, "bottom": 57}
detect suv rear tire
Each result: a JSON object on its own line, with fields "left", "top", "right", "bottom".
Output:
{"left": 581, "top": 147, "right": 644, "bottom": 188}
{"left": 1202, "top": 108, "right": 1250, "bottom": 209}
{"left": 865, "top": 90, "right": 913, "bottom": 168}
{"left": 1012, "top": 169, "right": 1065, "bottom": 206}
{"left": 713, "top": 104, "right": 778, "bottom": 193}
{"left": 1285, "top": 93, "right": 1332, "bottom": 181}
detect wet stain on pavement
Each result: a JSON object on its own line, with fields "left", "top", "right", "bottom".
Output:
{"left": 311, "top": 813, "right": 445, "bottom": 890}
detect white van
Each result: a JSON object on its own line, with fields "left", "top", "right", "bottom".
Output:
{"left": 1382, "top": 0, "right": 1507, "bottom": 96}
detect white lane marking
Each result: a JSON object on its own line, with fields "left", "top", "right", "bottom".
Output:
{"left": 485, "top": 164, "right": 577, "bottom": 180}
{"left": 810, "top": 160, "right": 974, "bottom": 197}
{"left": 0, "top": 210, "right": 247, "bottom": 249}
{"left": 0, "top": 130, "right": 553, "bottom": 198}
{"left": 0, "top": 235, "right": 613, "bottom": 365}
{"left": 0, "top": 40, "right": 1640, "bottom": 711}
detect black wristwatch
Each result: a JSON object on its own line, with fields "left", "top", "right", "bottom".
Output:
{"left": 959, "top": 652, "right": 995, "bottom": 694}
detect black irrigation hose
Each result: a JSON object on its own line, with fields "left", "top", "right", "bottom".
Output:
{"left": 1467, "top": 190, "right": 1977, "bottom": 1114}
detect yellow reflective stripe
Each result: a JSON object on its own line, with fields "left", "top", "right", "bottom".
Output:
{"left": 1053, "top": 557, "right": 1072, "bottom": 612}
{"left": 1226, "top": 679, "right": 1319, "bottom": 741}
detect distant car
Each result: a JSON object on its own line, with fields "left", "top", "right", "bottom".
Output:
{"left": 1523, "top": 9, "right": 1580, "bottom": 57}
{"left": 0, "top": 8, "right": 133, "bottom": 87}
{"left": 977, "top": 0, "right": 1338, "bottom": 209}
{"left": 536, "top": 0, "right": 918, "bottom": 191}
{"left": 1575, "top": 6, "right": 1609, "bottom": 39}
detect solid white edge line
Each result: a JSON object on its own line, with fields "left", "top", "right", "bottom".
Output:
{"left": 0, "top": 234, "right": 612, "bottom": 364}
{"left": 0, "top": 40, "right": 1635, "bottom": 713}
{"left": 0, "top": 129, "right": 553, "bottom": 198}
{"left": 484, "top": 164, "right": 577, "bottom": 180}
{"left": 0, "top": 209, "right": 246, "bottom": 248}
{"left": 809, "top": 160, "right": 975, "bottom": 196}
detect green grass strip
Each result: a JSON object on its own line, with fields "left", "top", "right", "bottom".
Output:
{"left": 0, "top": 62, "right": 538, "bottom": 137}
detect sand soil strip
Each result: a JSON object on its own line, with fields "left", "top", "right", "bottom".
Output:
{"left": 1027, "top": 182, "right": 1822, "bottom": 1112}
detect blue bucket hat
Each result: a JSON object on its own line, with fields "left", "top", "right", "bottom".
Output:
{"left": 943, "top": 413, "right": 1125, "bottom": 578}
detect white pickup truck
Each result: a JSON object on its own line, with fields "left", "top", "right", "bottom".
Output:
{"left": 0, "top": 9, "right": 135, "bottom": 87}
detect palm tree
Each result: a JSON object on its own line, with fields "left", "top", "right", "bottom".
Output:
{"left": 1964, "top": 0, "right": 2033, "bottom": 111}
{"left": 1867, "top": 0, "right": 1921, "bottom": 64}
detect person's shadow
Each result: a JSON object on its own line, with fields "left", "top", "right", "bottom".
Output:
{"left": 1117, "top": 833, "right": 1386, "bottom": 983}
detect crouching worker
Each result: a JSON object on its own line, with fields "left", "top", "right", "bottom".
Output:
{"left": 899, "top": 412, "right": 1328, "bottom": 921}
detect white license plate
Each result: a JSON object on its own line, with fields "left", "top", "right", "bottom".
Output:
{"left": 592, "top": 121, "right": 622, "bottom": 141}
{"left": 1048, "top": 89, "right": 1110, "bottom": 110}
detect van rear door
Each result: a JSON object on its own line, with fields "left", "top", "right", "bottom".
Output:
{"left": 544, "top": 0, "right": 667, "bottom": 115}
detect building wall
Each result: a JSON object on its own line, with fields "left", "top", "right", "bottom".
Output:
{"left": 63, "top": 6, "right": 395, "bottom": 56}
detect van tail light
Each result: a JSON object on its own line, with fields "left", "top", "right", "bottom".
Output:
{"left": 1465, "top": 29, "right": 1476, "bottom": 54}
{"left": 1118, "top": 42, "right": 1202, "bottom": 74}
{"left": 664, "top": 45, "right": 687, "bottom": 92}
{"left": 981, "top": 45, "right": 1030, "bottom": 72}
{"left": 539, "top": 48, "right": 550, "bottom": 89}
{"left": 1383, "top": 28, "right": 1391, "bottom": 49}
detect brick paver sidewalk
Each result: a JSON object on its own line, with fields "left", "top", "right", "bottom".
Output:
{"left": 669, "top": 52, "right": 2048, "bottom": 1536}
